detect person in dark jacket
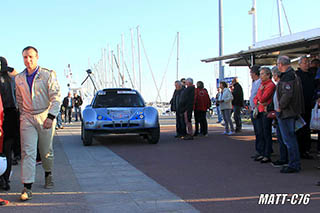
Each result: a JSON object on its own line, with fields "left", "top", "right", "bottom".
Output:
{"left": 295, "top": 56, "right": 315, "bottom": 159}
{"left": 170, "top": 81, "right": 186, "bottom": 138}
{"left": 231, "top": 77, "right": 244, "bottom": 132}
{"left": 276, "top": 55, "right": 304, "bottom": 173}
{"left": 194, "top": 81, "right": 211, "bottom": 136}
{"left": 179, "top": 78, "right": 195, "bottom": 140}
{"left": 0, "top": 56, "right": 20, "bottom": 191}
{"left": 63, "top": 92, "right": 73, "bottom": 124}
{"left": 180, "top": 78, "right": 186, "bottom": 89}
{"left": 215, "top": 88, "right": 223, "bottom": 123}
{"left": 73, "top": 93, "right": 83, "bottom": 122}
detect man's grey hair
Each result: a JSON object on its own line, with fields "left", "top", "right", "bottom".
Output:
{"left": 298, "top": 55, "right": 308, "bottom": 64}
{"left": 260, "top": 67, "right": 272, "bottom": 79}
{"left": 271, "top": 66, "right": 281, "bottom": 77}
{"left": 186, "top": 78, "right": 193, "bottom": 84}
{"left": 277, "top": 55, "right": 291, "bottom": 65}
{"left": 175, "top": 80, "right": 182, "bottom": 86}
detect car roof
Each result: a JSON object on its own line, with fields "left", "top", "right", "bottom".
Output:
{"left": 101, "top": 88, "right": 135, "bottom": 92}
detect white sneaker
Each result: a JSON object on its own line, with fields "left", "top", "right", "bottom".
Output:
{"left": 222, "top": 131, "right": 228, "bottom": 135}
{"left": 228, "top": 131, "right": 235, "bottom": 135}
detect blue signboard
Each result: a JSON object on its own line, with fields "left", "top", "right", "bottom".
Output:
{"left": 216, "top": 77, "right": 234, "bottom": 88}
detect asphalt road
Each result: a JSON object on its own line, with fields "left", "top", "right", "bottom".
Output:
{"left": 97, "top": 122, "right": 320, "bottom": 213}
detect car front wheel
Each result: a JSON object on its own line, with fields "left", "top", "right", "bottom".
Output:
{"left": 147, "top": 127, "right": 160, "bottom": 144}
{"left": 81, "top": 123, "right": 93, "bottom": 146}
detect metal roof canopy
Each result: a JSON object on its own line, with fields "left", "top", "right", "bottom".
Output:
{"left": 201, "top": 28, "right": 320, "bottom": 67}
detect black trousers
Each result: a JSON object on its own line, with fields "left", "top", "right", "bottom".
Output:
{"left": 175, "top": 111, "right": 186, "bottom": 136}
{"left": 194, "top": 110, "right": 208, "bottom": 135}
{"left": 233, "top": 105, "right": 242, "bottom": 130}
{"left": 12, "top": 111, "right": 20, "bottom": 158}
{"left": 296, "top": 107, "right": 312, "bottom": 154}
{"left": 65, "top": 107, "right": 73, "bottom": 123}
{"left": 1, "top": 108, "right": 19, "bottom": 182}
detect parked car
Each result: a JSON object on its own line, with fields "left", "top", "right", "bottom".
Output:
{"left": 81, "top": 88, "right": 160, "bottom": 146}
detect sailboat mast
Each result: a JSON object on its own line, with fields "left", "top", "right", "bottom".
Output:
{"left": 176, "top": 32, "right": 179, "bottom": 80}
{"left": 137, "top": 26, "right": 142, "bottom": 93}
{"left": 121, "top": 34, "right": 125, "bottom": 87}
{"left": 277, "top": 0, "right": 284, "bottom": 36}
{"left": 111, "top": 50, "right": 115, "bottom": 88}
{"left": 130, "top": 28, "right": 136, "bottom": 88}
{"left": 117, "top": 44, "right": 122, "bottom": 87}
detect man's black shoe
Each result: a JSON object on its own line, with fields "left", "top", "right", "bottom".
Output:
{"left": 280, "top": 166, "right": 299, "bottom": 173}
{"left": 183, "top": 135, "right": 194, "bottom": 140}
{"left": 251, "top": 154, "right": 260, "bottom": 159}
{"left": 271, "top": 160, "right": 288, "bottom": 168}
{"left": 14, "top": 156, "right": 21, "bottom": 161}
{"left": 254, "top": 156, "right": 263, "bottom": 161}
{"left": 235, "top": 129, "right": 242, "bottom": 133}
{"left": 316, "top": 181, "right": 320, "bottom": 186}
{"left": 260, "top": 157, "right": 271, "bottom": 163}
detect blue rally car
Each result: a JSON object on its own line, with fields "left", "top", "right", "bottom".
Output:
{"left": 81, "top": 88, "right": 160, "bottom": 146}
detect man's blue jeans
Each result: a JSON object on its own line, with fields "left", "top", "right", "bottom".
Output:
{"left": 277, "top": 117, "right": 301, "bottom": 170}
{"left": 74, "top": 107, "right": 82, "bottom": 121}
{"left": 216, "top": 106, "right": 223, "bottom": 122}
{"left": 276, "top": 112, "right": 288, "bottom": 162}
{"left": 56, "top": 112, "right": 62, "bottom": 128}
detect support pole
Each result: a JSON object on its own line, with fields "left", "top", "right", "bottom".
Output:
{"left": 218, "top": 0, "right": 225, "bottom": 80}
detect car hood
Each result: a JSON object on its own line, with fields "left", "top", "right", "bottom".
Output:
{"left": 94, "top": 107, "right": 144, "bottom": 120}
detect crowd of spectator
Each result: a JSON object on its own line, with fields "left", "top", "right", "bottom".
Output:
{"left": 250, "top": 56, "right": 320, "bottom": 180}
{"left": 170, "top": 55, "right": 320, "bottom": 185}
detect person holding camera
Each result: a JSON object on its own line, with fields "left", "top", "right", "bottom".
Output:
{"left": 0, "top": 57, "right": 20, "bottom": 191}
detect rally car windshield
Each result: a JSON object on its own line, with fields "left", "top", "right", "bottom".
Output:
{"left": 93, "top": 92, "right": 145, "bottom": 108}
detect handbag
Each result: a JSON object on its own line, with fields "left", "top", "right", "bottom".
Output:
{"left": 267, "top": 111, "right": 276, "bottom": 119}
{"left": 310, "top": 103, "right": 320, "bottom": 130}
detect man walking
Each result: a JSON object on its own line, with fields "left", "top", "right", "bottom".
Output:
{"left": 63, "top": 92, "right": 73, "bottom": 124}
{"left": 73, "top": 93, "right": 83, "bottom": 122}
{"left": 15, "top": 46, "right": 61, "bottom": 200}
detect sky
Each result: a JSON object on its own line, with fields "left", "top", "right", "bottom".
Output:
{"left": 1, "top": 0, "right": 319, "bottom": 102}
